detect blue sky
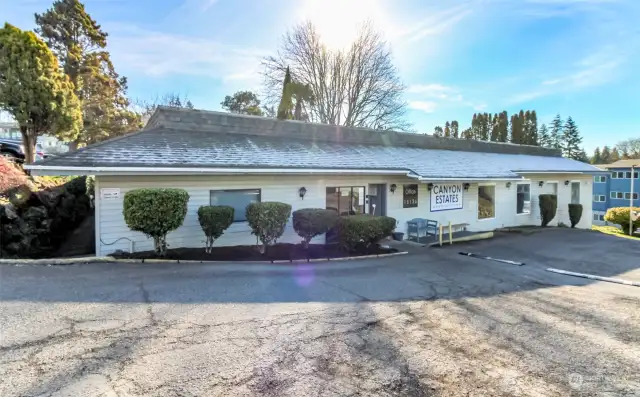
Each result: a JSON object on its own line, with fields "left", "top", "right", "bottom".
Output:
{"left": 2, "top": 0, "right": 639, "bottom": 152}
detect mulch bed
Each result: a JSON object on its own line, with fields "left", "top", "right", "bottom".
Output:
{"left": 112, "top": 243, "right": 398, "bottom": 262}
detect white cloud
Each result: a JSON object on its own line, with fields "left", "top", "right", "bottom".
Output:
{"left": 104, "top": 23, "right": 266, "bottom": 86}
{"left": 406, "top": 84, "right": 457, "bottom": 99}
{"left": 408, "top": 9, "right": 473, "bottom": 42}
{"left": 408, "top": 101, "right": 438, "bottom": 113}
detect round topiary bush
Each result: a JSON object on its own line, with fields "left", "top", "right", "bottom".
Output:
{"left": 292, "top": 208, "right": 339, "bottom": 248}
{"left": 605, "top": 207, "right": 640, "bottom": 235}
{"left": 197, "top": 205, "right": 234, "bottom": 253}
{"left": 123, "top": 188, "right": 189, "bottom": 256}
{"left": 337, "top": 215, "right": 396, "bottom": 252}
{"left": 246, "top": 201, "right": 292, "bottom": 254}
{"left": 538, "top": 194, "right": 557, "bottom": 227}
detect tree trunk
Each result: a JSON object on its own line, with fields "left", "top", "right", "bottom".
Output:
{"left": 68, "top": 140, "right": 80, "bottom": 152}
{"left": 294, "top": 100, "right": 302, "bottom": 121}
{"left": 21, "top": 128, "right": 36, "bottom": 164}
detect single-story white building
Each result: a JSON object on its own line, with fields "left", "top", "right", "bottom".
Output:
{"left": 27, "top": 107, "right": 602, "bottom": 256}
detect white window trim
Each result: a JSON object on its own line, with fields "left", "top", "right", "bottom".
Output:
{"left": 477, "top": 183, "right": 496, "bottom": 221}
{"left": 516, "top": 182, "right": 531, "bottom": 216}
{"left": 594, "top": 175, "right": 607, "bottom": 183}
{"left": 593, "top": 195, "right": 606, "bottom": 202}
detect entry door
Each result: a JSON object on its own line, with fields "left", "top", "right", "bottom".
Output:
{"left": 367, "top": 184, "right": 387, "bottom": 216}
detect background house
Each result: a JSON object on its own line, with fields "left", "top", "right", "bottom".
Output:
{"left": 592, "top": 160, "right": 640, "bottom": 225}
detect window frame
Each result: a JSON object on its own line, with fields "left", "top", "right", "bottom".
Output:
{"left": 477, "top": 183, "right": 496, "bottom": 221}
{"left": 624, "top": 192, "right": 639, "bottom": 200}
{"left": 610, "top": 191, "right": 624, "bottom": 199}
{"left": 209, "top": 188, "right": 262, "bottom": 223}
{"left": 516, "top": 182, "right": 531, "bottom": 215}
{"left": 593, "top": 195, "right": 605, "bottom": 202}
{"left": 594, "top": 175, "right": 607, "bottom": 183}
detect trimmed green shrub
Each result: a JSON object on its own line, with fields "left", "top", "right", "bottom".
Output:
{"left": 123, "top": 188, "right": 189, "bottom": 256}
{"left": 605, "top": 207, "right": 640, "bottom": 235}
{"left": 197, "top": 205, "right": 234, "bottom": 253}
{"left": 337, "top": 215, "right": 396, "bottom": 252}
{"left": 538, "top": 194, "right": 557, "bottom": 227}
{"left": 568, "top": 204, "right": 583, "bottom": 228}
{"left": 292, "top": 208, "right": 339, "bottom": 247}
{"left": 246, "top": 201, "right": 292, "bottom": 254}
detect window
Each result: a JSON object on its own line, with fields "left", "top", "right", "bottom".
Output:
{"left": 610, "top": 191, "right": 624, "bottom": 199}
{"left": 478, "top": 185, "right": 495, "bottom": 219}
{"left": 624, "top": 192, "right": 639, "bottom": 200}
{"left": 593, "top": 195, "right": 606, "bottom": 202}
{"left": 516, "top": 183, "right": 531, "bottom": 214}
{"left": 326, "top": 187, "right": 365, "bottom": 215}
{"left": 594, "top": 175, "right": 606, "bottom": 183}
{"left": 611, "top": 171, "right": 624, "bottom": 179}
{"left": 570, "top": 182, "right": 580, "bottom": 204}
{"left": 210, "top": 189, "right": 261, "bottom": 222}
{"left": 593, "top": 213, "right": 605, "bottom": 222}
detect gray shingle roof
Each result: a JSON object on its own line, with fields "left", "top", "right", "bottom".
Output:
{"left": 32, "top": 125, "right": 600, "bottom": 179}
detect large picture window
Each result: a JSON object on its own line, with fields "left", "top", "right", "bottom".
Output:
{"left": 210, "top": 189, "right": 261, "bottom": 222}
{"left": 516, "top": 183, "right": 531, "bottom": 214}
{"left": 478, "top": 185, "right": 495, "bottom": 220}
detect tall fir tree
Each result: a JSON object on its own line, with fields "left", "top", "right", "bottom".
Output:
{"left": 549, "top": 114, "right": 563, "bottom": 150}
{"left": 497, "top": 111, "right": 509, "bottom": 142}
{"left": 433, "top": 126, "right": 443, "bottom": 137}
{"left": 471, "top": 113, "right": 479, "bottom": 139}
{"left": 490, "top": 113, "right": 499, "bottom": 141}
{"left": 601, "top": 146, "right": 611, "bottom": 164}
{"left": 561, "top": 117, "right": 582, "bottom": 159}
{"left": 277, "top": 66, "right": 292, "bottom": 119}
{"left": 451, "top": 120, "right": 459, "bottom": 138}
{"left": 538, "top": 124, "right": 550, "bottom": 147}
{"left": 35, "top": 0, "right": 138, "bottom": 149}
{"left": 461, "top": 128, "right": 473, "bottom": 139}
{"left": 510, "top": 112, "right": 524, "bottom": 144}
{"left": 591, "top": 147, "right": 602, "bottom": 164}
{"left": 610, "top": 147, "right": 620, "bottom": 162}
{"left": 444, "top": 121, "right": 451, "bottom": 138}
{"left": 527, "top": 110, "right": 538, "bottom": 145}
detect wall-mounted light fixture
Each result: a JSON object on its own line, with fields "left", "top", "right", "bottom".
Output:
{"left": 538, "top": 181, "right": 544, "bottom": 187}
{"left": 298, "top": 186, "right": 307, "bottom": 199}
{"left": 506, "top": 182, "right": 512, "bottom": 188}
{"left": 564, "top": 180, "right": 570, "bottom": 186}
{"left": 463, "top": 183, "right": 470, "bottom": 191}
{"left": 390, "top": 184, "right": 397, "bottom": 194}
{"left": 427, "top": 183, "right": 434, "bottom": 191}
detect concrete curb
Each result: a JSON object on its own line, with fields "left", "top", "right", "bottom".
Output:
{"left": 0, "top": 251, "right": 408, "bottom": 266}
{"left": 0, "top": 256, "right": 117, "bottom": 266}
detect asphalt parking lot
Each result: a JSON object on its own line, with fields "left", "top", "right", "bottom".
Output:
{"left": 1, "top": 229, "right": 639, "bottom": 396}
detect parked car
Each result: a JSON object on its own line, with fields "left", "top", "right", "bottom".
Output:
{"left": 0, "top": 139, "right": 45, "bottom": 162}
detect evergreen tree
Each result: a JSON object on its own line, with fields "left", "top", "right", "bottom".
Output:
{"left": 498, "top": 111, "right": 509, "bottom": 142}
{"left": 471, "top": 113, "right": 479, "bottom": 139}
{"left": 510, "top": 112, "right": 524, "bottom": 144}
{"left": 35, "top": 0, "right": 138, "bottom": 149}
{"left": 444, "top": 121, "right": 451, "bottom": 138}
{"left": 538, "top": 124, "right": 550, "bottom": 147}
{"left": 461, "top": 128, "right": 473, "bottom": 139}
{"left": 526, "top": 110, "right": 538, "bottom": 145}
{"left": 549, "top": 114, "right": 563, "bottom": 150}
{"left": 451, "top": 120, "right": 459, "bottom": 138}
{"left": 610, "top": 147, "right": 620, "bottom": 162}
{"left": 433, "top": 126, "right": 443, "bottom": 137}
{"left": 489, "top": 113, "right": 499, "bottom": 141}
{"left": 277, "top": 66, "right": 292, "bottom": 120}
{"left": 576, "top": 149, "right": 589, "bottom": 163}
{"left": 0, "top": 23, "right": 82, "bottom": 163}
{"left": 561, "top": 117, "right": 582, "bottom": 159}
{"left": 601, "top": 146, "right": 611, "bottom": 164}
{"left": 591, "top": 147, "right": 602, "bottom": 164}
{"left": 221, "top": 91, "right": 264, "bottom": 116}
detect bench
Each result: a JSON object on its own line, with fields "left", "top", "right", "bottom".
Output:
{"left": 407, "top": 218, "right": 438, "bottom": 242}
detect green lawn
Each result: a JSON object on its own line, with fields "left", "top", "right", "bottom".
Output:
{"left": 592, "top": 225, "right": 640, "bottom": 241}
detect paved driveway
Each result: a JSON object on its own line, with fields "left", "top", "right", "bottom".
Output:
{"left": 1, "top": 229, "right": 639, "bottom": 396}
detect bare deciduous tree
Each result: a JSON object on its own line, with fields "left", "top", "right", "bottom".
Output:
{"left": 262, "top": 21, "right": 411, "bottom": 131}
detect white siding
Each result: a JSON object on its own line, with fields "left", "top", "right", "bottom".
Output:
{"left": 95, "top": 173, "right": 593, "bottom": 256}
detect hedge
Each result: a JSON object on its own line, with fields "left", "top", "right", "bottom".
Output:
{"left": 604, "top": 207, "right": 640, "bottom": 235}
{"left": 568, "top": 204, "right": 583, "bottom": 228}
{"left": 246, "top": 201, "right": 292, "bottom": 254}
{"left": 123, "top": 188, "right": 189, "bottom": 256}
{"left": 337, "top": 215, "right": 396, "bottom": 252}
{"left": 292, "top": 208, "right": 339, "bottom": 247}
{"left": 538, "top": 194, "right": 557, "bottom": 227}
{"left": 197, "top": 205, "right": 234, "bottom": 253}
